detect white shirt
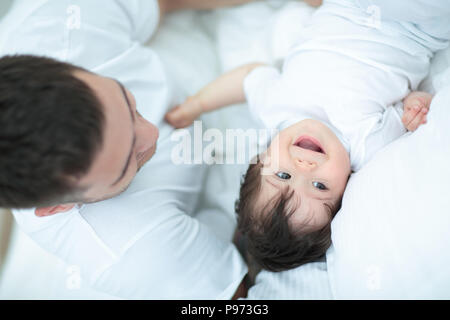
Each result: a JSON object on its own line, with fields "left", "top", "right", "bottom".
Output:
{"left": 1, "top": 0, "right": 247, "bottom": 299}
{"left": 244, "top": 0, "right": 449, "bottom": 171}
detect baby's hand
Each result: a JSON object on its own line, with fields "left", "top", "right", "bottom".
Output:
{"left": 401, "top": 91, "right": 433, "bottom": 132}
{"left": 165, "top": 96, "right": 203, "bottom": 129}
{"left": 304, "top": 0, "right": 323, "bottom": 7}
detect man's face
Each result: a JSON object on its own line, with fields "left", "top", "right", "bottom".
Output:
{"left": 74, "top": 71, "right": 159, "bottom": 203}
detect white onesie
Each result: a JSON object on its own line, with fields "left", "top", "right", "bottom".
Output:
{"left": 244, "top": 0, "right": 449, "bottom": 171}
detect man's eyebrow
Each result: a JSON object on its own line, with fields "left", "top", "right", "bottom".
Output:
{"left": 115, "top": 80, "right": 135, "bottom": 122}
{"left": 110, "top": 80, "right": 137, "bottom": 187}
{"left": 111, "top": 135, "right": 136, "bottom": 187}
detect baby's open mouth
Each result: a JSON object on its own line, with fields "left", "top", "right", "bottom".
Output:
{"left": 294, "top": 136, "right": 326, "bottom": 154}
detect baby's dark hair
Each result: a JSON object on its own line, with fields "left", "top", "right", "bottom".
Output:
{"left": 235, "top": 160, "right": 342, "bottom": 272}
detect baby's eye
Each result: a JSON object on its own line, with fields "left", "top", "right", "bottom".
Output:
{"left": 276, "top": 172, "right": 291, "bottom": 180}
{"left": 313, "top": 181, "right": 328, "bottom": 190}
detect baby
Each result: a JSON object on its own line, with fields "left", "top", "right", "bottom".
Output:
{"left": 165, "top": 1, "right": 439, "bottom": 272}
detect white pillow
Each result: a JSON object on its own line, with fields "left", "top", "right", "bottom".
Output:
{"left": 327, "top": 83, "right": 450, "bottom": 299}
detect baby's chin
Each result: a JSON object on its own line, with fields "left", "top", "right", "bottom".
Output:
{"left": 287, "top": 119, "right": 335, "bottom": 138}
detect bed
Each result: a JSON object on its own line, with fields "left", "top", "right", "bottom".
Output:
{"left": 1, "top": 0, "right": 449, "bottom": 299}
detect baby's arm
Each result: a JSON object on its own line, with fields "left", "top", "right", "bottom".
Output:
{"left": 401, "top": 91, "right": 433, "bottom": 132}
{"left": 165, "top": 63, "right": 265, "bottom": 128}
{"left": 304, "top": 0, "right": 323, "bottom": 7}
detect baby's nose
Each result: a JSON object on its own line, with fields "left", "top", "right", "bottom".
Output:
{"left": 295, "top": 158, "right": 318, "bottom": 171}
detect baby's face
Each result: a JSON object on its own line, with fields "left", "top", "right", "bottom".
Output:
{"left": 258, "top": 119, "right": 351, "bottom": 230}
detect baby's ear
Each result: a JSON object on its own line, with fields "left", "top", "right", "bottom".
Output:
{"left": 35, "top": 204, "right": 76, "bottom": 217}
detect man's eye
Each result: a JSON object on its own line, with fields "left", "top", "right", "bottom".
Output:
{"left": 276, "top": 172, "right": 291, "bottom": 180}
{"left": 313, "top": 181, "right": 328, "bottom": 190}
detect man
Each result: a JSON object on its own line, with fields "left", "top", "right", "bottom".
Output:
{"left": 0, "top": 0, "right": 251, "bottom": 299}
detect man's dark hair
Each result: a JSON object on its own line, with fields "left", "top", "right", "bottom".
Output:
{"left": 0, "top": 55, "right": 105, "bottom": 209}
{"left": 235, "top": 160, "right": 342, "bottom": 272}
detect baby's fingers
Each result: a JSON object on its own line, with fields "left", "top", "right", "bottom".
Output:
{"left": 165, "top": 105, "right": 198, "bottom": 129}
{"left": 406, "top": 108, "right": 428, "bottom": 132}
{"left": 165, "top": 105, "right": 181, "bottom": 121}
{"left": 165, "top": 106, "right": 187, "bottom": 127}
{"left": 402, "top": 104, "right": 421, "bottom": 127}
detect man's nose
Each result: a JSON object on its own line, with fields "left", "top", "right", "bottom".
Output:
{"left": 135, "top": 118, "right": 159, "bottom": 154}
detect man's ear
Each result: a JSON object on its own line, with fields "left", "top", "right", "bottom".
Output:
{"left": 35, "top": 204, "right": 76, "bottom": 217}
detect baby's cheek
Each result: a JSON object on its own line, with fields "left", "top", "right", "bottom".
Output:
{"left": 328, "top": 164, "right": 350, "bottom": 193}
